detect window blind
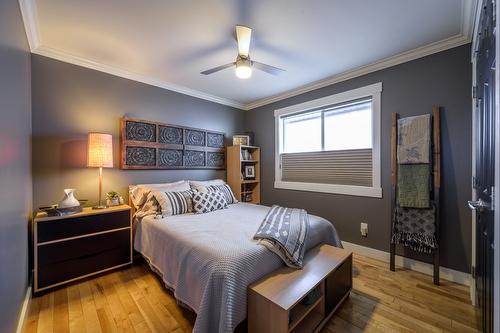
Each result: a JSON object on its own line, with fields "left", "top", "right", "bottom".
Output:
{"left": 280, "top": 148, "right": 373, "bottom": 187}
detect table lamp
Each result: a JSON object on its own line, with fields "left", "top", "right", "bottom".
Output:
{"left": 87, "top": 132, "right": 113, "bottom": 209}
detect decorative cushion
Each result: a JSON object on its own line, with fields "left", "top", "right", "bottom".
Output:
{"left": 135, "top": 192, "right": 161, "bottom": 219}
{"left": 153, "top": 190, "right": 195, "bottom": 216}
{"left": 192, "top": 191, "right": 228, "bottom": 214}
{"left": 129, "top": 181, "right": 189, "bottom": 208}
{"left": 189, "top": 179, "right": 226, "bottom": 192}
{"left": 206, "top": 184, "right": 238, "bottom": 204}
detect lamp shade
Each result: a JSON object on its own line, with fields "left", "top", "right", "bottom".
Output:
{"left": 87, "top": 133, "right": 113, "bottom": 168}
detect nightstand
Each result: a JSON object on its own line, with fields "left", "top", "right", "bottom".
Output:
{"left": 33, "top": 205, "right": 132, "bottom": 294}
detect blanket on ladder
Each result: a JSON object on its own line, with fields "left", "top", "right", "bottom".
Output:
{"left": 397, "top": 114, "right": 431, "bottom": 164}
{"left": 254, "top": 205, "right": 309, "bottom": 268}
{"left": 392, "top": 205, "right": 437, "bottom": 253}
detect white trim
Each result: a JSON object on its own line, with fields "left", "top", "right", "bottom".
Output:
{"left": 274, "top": 83, "right": 382, "bottom": 198}
{"left": 18, "top": 0, "right": 40, "bottom": 51}
{"left": 246, "top": 34, "right": 470, "bottom": 110}
{"left": 15, "top": 284, "right": 32, "bottom": 333}
{"left": 18, "top": 0, "right": 245, "bottom": 109}
{"left": 33, "top": 45, "right": 246, "bottom": 109}
{"left": 31, "top": 35, "right": 470, "bottom": 112}
{"left": 461, "top": 0, "right": 479, "bottom": 39}
{"left": 371, "top": 89, "right": 381, "bottom": 193}
{"left": 18, "top": 0, "right": 475, "bottom": 111}
{"left": 342, "top": 241, "right": 473, "bottom": 287}
{"left": 471, "top": 0, "right": 484, "bottom": 58}
{"left": 273, "top": 82, "right": 383, "bottom": 118}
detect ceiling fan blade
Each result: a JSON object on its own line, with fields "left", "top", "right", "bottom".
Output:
{"left": 252, "top": 61, "right": 286, "bottom": 75}
{"left": 236, "top": 25, "right": 252, "bottom": 57}
{"left": 200, "top": 62, "right": 236, "bottom": 75}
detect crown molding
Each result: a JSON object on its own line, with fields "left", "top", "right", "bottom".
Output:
{"left": 471, "top": 0, "right": 483, "bottom": 56}
{"left": 461, "top": 0, "right": 479, "bottom": 40}
{"left": 245, "top": 34, "right": 471, "bottom": 110}
{"left": 19, "top": 0, "right": 475, "bottom": 111}
{"left": 18, "top": 0, "right": 245, "bottom": 109}
{"left": 18, "top": 0, "right": 40, "bottom": 51}
{"left": 245, "top": 1, "right": 476, "bottom": 110}
{"left": 32, "top": 45, "right": 246, "bottom": 109}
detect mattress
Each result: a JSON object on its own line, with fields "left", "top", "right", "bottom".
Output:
{"left": 134, "top": 202, "right": 342, "bottom": 333}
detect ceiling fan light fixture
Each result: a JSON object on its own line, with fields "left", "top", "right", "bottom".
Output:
{"left": 200, "top": 25, "right": 285, "bottom": 77}
{"left": 235, "top": 58, "right": 252, "bottom": 79}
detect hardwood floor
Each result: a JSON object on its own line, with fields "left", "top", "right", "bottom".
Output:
{"left": 24, "top": 254, "right": 479, "bottom": 333}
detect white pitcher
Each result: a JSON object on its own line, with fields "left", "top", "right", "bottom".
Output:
{"left": 58, "top": 188, "right": 80, "bottom": 208}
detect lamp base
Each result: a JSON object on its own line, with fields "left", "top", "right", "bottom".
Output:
{"left": 92, "top": 167, "right": 107, "bottom": 210}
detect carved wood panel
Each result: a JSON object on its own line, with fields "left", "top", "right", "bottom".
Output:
{"left": 120, "top": 117, "right": 225, "bottom": 170}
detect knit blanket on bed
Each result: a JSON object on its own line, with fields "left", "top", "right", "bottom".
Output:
{"left": 254, "top": 205, "right": 309, "bottom": 268}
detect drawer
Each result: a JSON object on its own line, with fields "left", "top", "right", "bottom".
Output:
{"left": 37, "top": 209, "right": 130, "bottom": 243}
{"left": 37, "top": 229, "right": 131, "bottom": 289}
{"left": 37, "top": 228, "right": 131, "bottom": 266}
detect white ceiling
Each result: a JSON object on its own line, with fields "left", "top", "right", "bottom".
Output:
{"left": 20, "top": 0, "right": 475, "bottom": 109}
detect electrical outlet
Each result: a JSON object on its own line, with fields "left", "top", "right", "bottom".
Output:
{"left": 360, "top": 222, "right": 368, "bottom": 237}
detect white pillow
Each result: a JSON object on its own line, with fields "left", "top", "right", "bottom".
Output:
{"left": 129, "top": 181, "right": 190, "bottom": 208}
{"left": 189, "top": 179, "right": 226, "bottom": 192}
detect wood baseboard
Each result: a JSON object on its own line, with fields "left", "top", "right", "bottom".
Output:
{"left": 341, "top": 241, "right": 472, "bottom": 287}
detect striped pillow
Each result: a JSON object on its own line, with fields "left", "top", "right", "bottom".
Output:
{"left": 153, "top": 190, "right": 194, "bottom": 216}
{"left": 206, "top": 184, "right": 238, "bottom": 204}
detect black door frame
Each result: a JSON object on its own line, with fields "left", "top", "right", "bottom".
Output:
{"left": 494, "top": 0, "right": 500, "bottom": 331}
{"left": 472, "top": 1, "right": 499, "bottom": 332}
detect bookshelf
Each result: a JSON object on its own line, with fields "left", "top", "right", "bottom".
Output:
{"left": 227, "top": 145, "right": 261, "bottom": 204}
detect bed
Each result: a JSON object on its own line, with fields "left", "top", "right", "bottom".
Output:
{"left": 133, "top": 202, "right": 342, "bottom": 333}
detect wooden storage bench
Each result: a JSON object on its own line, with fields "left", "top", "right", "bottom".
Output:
{"left": 248, "top": 244, "right": 352, "bottom": 333}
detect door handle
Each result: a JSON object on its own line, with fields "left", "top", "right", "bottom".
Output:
{"left": 468, "top": 199, "right": 490, "bottom": 211}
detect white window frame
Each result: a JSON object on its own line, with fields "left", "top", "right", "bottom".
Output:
{"left": 274, "top": 82, "right": 383, "bottom": 198}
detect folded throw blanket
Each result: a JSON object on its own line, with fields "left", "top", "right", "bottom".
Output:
{"left": 392, "top": 206, "right": 437, "bottom": 253}
{"left": 397, "top": 164, "right": 430, "bottom": 208}
{"left": 397, "top": 114, "right": 431, "bottom": 164}
{"left": 254, "top": 205, "right": 309, "bottom": 269}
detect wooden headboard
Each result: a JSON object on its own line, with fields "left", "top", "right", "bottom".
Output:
{"left": 120, "top": 117, "right": 226, "bottom": 170}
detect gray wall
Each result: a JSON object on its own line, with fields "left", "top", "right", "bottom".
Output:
{"left": 245, "top": 44, "right": 472, "bottom": 273}
{"left": 0, "top": 1, "right": 32, "bottom": 332}
{"left": 31, "top": 55, "right": 245, "bottom": 209}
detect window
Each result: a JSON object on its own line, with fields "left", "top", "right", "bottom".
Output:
{"left": 274, "top": 83, "right": 382, "bottom": 197}
{"left": 283, "top": 112, "right": 322, "bottom": 153}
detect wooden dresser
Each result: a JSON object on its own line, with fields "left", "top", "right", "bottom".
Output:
{"left": 33, "top": 205, "right": 132, "bottom": 294}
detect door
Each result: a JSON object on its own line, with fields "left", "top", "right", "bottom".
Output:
{"left": 471, "top": 1, "right": 496, "bottom": 332}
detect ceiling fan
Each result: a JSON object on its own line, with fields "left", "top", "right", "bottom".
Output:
{"left": 201, "top": 25, "right": 285, "bottom": 79}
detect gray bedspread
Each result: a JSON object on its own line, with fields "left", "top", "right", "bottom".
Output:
{"left": 134, "top": 203, "right": 341, "bottom": 333}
